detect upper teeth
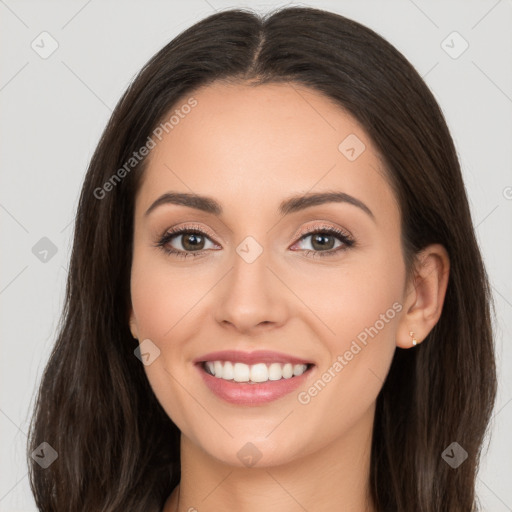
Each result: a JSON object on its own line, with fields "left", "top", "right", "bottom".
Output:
{"left": 204, "top": 361, "right": 309, "bottom": 383}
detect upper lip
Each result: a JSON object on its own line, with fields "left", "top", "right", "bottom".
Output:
{"left": 193, "top": 350, "right": 314, "bottom": 366}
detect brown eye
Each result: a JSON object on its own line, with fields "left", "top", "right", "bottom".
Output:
{"left": 291, "top": 226, "right": 355, "bottom": 258}
{"left": 155, "top": 227, "right": 219, "bottom": 259}
{"left": 309, "top": 233, "right": 337, "bottom": 251}
{"left": 179, "top": 232, "right": 207, "bottom": 251}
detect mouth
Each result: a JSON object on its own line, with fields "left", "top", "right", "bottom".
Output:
{"left": 200, "top": 360, "right": 315, "bottom": 384}
{"left": 193, "top": 350, "right": 316, "bottom": 405}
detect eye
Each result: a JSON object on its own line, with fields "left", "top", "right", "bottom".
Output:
{"left": 154, "top": 225, "right": 219, "bottom": 259}
{"left": 290, "top": 225, "right": 355, "bottom": 258}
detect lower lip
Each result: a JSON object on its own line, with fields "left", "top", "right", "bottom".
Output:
{"left": 196, "top": 363, "right": 314, "bottom": 406}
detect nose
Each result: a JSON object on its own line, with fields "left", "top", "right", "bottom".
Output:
{"left": 214, "top": 244, "right": 290, "bottom": 335}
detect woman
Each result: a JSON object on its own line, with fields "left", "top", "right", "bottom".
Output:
{"left": 27, "top": 6, "right": 497, "bottom": 511}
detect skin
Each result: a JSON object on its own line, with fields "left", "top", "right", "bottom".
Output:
{"left": 128, "top": 82, "right": 450, "bottom": 512}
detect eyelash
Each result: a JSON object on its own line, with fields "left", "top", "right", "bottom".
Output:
{"left": 154, "top": 224, "right": 355, "bottom": 260}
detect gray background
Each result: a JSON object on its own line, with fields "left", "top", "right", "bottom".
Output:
{"left": 1, "top": 0, "right": 511, "bottom": 510}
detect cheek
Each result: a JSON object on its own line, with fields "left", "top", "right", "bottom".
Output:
{"left": 293, "top": 249, "right": 404, "bottom": 352}
{"left": 129, "top": 251, "right": 202, "bottom": 422}
{"left": 130, "top": 247, "right": 207, "bottom": 341}
{"left": 330, "top": 265, "right": 402, "bottom": 342}
{"left": 295, "top": 248, "right": 404, "bottom": 419}
{"left": 292, "top": 255, "right": 403, "bottom": 434}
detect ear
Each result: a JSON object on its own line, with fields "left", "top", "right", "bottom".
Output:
{"left": 129, "top": 308, "right": 139, "bottom": 340}
{"left": 396, "top": 243, "right": 450, "bottom": 349}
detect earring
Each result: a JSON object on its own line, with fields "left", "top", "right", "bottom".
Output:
{"left": 409, "top": 331, "right": 418, "bottom": 346}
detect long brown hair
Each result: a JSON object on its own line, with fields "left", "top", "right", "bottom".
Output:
{"left": 27, "top": 7, "right": 497, "bottom": 511}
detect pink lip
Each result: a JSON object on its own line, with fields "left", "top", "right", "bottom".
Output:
{"left": 193, "top": 350, "right": 313, "bottom": 365}
{"left": 195, "top": 362, "right": 315, "bottom": 406}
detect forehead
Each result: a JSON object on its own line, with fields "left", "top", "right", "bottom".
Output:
{"left": 135, "top": 81, "right": 396, "bottom": 220}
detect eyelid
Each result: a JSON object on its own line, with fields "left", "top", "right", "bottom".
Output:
{"left": 163, "top": 222, "right": 220, "bottom": 242}
{"left": 292, "top": 221, "right": 353, "bottom": 242}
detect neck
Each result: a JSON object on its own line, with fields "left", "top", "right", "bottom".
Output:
{"left": 164, "top": 404, "right": 376, "bottom": 512}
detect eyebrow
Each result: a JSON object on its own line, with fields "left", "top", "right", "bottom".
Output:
{"left": 144, "top": 191, "right": 374, "bottom": 220}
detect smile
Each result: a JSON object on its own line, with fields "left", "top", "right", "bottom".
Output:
{"left": 203, "top": 360, "right": 312, "bottom": 383}
{"left": 195, "top": 358, "right": 315, "bottom": 406}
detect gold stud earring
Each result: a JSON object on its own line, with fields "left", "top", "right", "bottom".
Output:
{"left": 409, "top": 331, "right": 418, "bottom": 346}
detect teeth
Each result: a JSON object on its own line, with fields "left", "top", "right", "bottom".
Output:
{"left": 203, "top": 360, "right": 309, "bottom": 383}
{"left": 233, "top": 362, "right": 250, "bottom": 382}
{"left": 250, "top": 363, "right": 268, "bottom": 383}
{"left": 222, "top": 361, "right": 234, "bottom": 380}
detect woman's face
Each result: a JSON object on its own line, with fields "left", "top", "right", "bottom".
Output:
{"left": 129, "top": 81, "right": 408, "bottom": 467}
